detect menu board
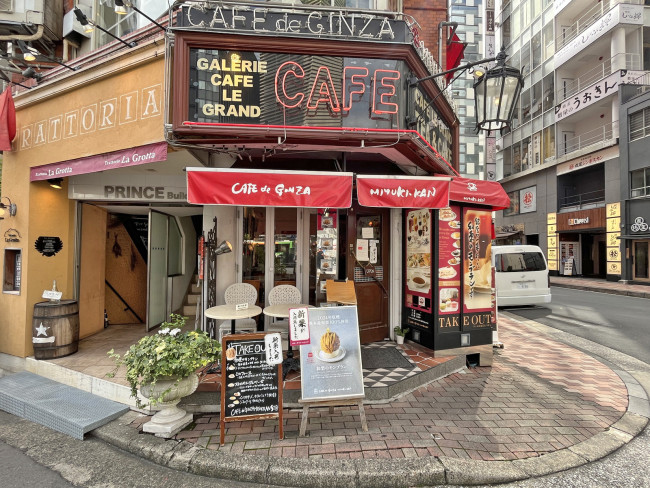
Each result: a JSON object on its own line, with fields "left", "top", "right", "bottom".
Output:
{"left": 437, "top": 206, "right": 461, "bottom": 328}
{"left": 404, "top": 209, "right": 432, "bottom": 328}
{"left": 300, "top": 306, "right": 364, "bottom": 402}
{"left": 462, "top": 208, "right": 493, "bottom": 322}
{"left": 220, "top": 333, "right": 283, "bottom": 444}
{"left": 317, "top": 210, "right": 337, "bottom": 300}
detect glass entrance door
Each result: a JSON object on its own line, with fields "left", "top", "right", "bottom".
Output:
{"left": 633, "top": 241, "right": 649, "bottom": 281}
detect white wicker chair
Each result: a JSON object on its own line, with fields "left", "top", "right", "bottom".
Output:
{"left": 266, "top": 285, "right": 301, "bottom": 338}
{"left": 219, "top": 282, "right": 259, "bottom": 340}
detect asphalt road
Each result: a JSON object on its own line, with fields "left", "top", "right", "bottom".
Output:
{"left": 501, "top": 286, "right": 650, "bottom": 364}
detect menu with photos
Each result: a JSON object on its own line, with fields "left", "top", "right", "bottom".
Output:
{"left": 437, "top": 205, "right": 462, "bottom": 317}
{"left": 462, "top": 208, "right": 493, "bottom": 313}
{"left": 404, "top": 209, "right": 432, "bottom": 326}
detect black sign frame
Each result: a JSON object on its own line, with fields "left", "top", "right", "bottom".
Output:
{"left": 220, "top": 333, "right": 283, "bottom": 445}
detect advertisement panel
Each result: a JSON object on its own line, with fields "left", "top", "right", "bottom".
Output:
{"left": 462, "top": 208, "right": 493, "bottom": 328}
{"left": 404, "top": 208, "right": 433, "bottom": 329}
{"left": 437, "top": 206, "right": 461, "bottom": 331}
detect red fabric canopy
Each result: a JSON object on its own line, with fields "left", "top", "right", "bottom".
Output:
{"left": 356, "top": 175, "right": 450, "bottom": 208}
{"left": 448, "top": 177, "right": 510, "bottom": 210}
{"left": 187, "top": 168, "right": 353, "bottom": 208}
{"left": 0, "top": 88, "right": 16, "bottom": 151}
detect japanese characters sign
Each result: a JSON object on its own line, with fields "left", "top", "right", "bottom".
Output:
{"left": 289, "top": 307, "right": 311, "bottom": 346}
{"left": 556, "top": 146, "right": 618, "bottom": 175}
{"left": 187, "top": 168, "right": 353, "bottom": 208}
{"left": 555, "top": 70, "right": 644, "bottom": 122}
{"left": 265, "top": 333, "right": 283, "bottom": 365}
{"left": 357, "top": 175, "right": 450, "bottom": 208}
{"left": 299, "top": 306, "right": 364, "bottom": 402}
{"left": 462, "top": 208, "right": 492, "bottom": 322}
{"left": 519, "top": 186, "right": 537, "bottom": 214}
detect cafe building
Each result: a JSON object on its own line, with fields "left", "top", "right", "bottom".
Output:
{"left": 0, "top": 2, "right": 510, "bottom": 370}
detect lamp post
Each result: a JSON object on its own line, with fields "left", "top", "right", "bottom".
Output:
{"left": 410, "top": 46, "right": 524, "bottom": 132}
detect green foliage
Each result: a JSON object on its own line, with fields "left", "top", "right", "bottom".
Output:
{"left": 393, "top": 326, "right": 409, "bottom": 337}
{"left": 107, "top": 314, "right": 221, "bottom": 408}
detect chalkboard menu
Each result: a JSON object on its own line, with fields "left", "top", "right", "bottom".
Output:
{"left": 220, "top": 333, "right": 283, "bottom": 444}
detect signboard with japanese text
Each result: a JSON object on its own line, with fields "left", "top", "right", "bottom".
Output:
{"left": 187, "top": 168, "right": 353, "bottom": 208}
{"left": 436, "top": 206, "right": 461, "bottom": 328}
{"left": 220, "top": 333, "right": 283, "bottom": 444}
{"left": 289, "top": 307, "right": 311, "bottom": 346}
{"left": 556, "top": 146, "right": 618, "bottom": 175}
{"left": 299, "top": 306, "right": 364, "bottom": 402}
{"left": 607, "top": 202, "right": 621, "bottom": 218}
{"left": 519, "top": 186, "right": 537, "bottom": 214}
{"left": 555, "top": 70, "right": 644, "bottom": 121}
{"left": 404, "top": 208, "right": 433, "bottom": 329}
{"left": 357, "top": 175, "right": 450, "bottom": 209}
{"left": 411, "top": 88, "right": 454, "bottom": 165}
{"left": 462, "top": 208, "right": 493, "bottom": 326}
{"left": 265, "top": 333, "right": 283, "bottom": 365}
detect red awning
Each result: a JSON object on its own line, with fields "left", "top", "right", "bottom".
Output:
{"left": 356, "top": 175, "right": 451, "bottom": 208}
{"left": 448, "top": 177, "right": 510, "bottom": 210}
{"left": 186, "top": 168, "right": 353, "bottom": 208}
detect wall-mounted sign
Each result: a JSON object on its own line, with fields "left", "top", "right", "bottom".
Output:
{"left": 547, "top": 212, "right": 557, "bottom": 225}
{"left": 179, "top": 5, "right": 409, "bottom": 43}
{"left": 631, "top": 217, "right": 649, "bottom": 233}
{"left": 607, "top": 202, "right": 621, "bottom": 218}
{"left": 405, "top": 208, "right": 434, "bottom": 329}
{"left": 568, "top": 217, "right": 589, "bottom": 226}
{"left": 188, "top": 50, "right": 406, "bottom": 129}
{"left": 555, "top": 70, "right": 644, "bottom": 122}
{"left": 34, "top": 236, "right": 63, "bottom": 257}
{"left": 556, "top": 146, "right": 618, "bottom": 175}
{"left": 519, "top": 186, "right": 537, "bottom": 214}
{"left": 411, "top": 88, "right": 453, "bottom": 164}
{"left": 4, "top": 228, "right": 21, "bottom": 243}
{"left": 555, "top": 4, "right": 643, "bottom": 67}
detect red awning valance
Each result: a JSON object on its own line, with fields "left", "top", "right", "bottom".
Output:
{"left": 186, "top": 168, "right": 354, "bottom": 208}
{"left": 448, "top": 177, "right": 510, "bottom": 210}
{"left": 356, "top": 175, "right": 451, "bottom": 208}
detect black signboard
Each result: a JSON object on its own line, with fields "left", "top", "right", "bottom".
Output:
{"left": 34, "top": 236, "right": 63, "bottom": 257}
{"left": 220, "top": 333, "right": 283, "bottom": 444}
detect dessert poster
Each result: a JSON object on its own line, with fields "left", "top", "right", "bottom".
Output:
{"left": 404, "top": 209, "right": 432, "bottom": 329}
{"left": 299, "top": 306, "right": 364, "bottom": 401}
{"left": 437, "top": 205, "right": 461, "bottom": 320}
{"left": 462, "top": 208, "right": 492, "bottom": 314}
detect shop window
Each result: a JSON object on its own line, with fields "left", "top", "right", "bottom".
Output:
{"left": 521, "top": 136, "right": 531, "bottom": 171}
{"left": 513, "top": 143, "right": 522, "bottom": 173}
{"left": 503, "top": 146, "right": 513, "bottom": 177}
{"left": 501, "top": 15, "right": 512, "bottom": 48}
{"left": 93, "top": 0, "right": 167, "bottom": 49}
{"left": 503, "top": 191, "right": 520, "bottom": 216}
{"left": 542, "top": 125, "right": 555, "bottom": 163}
{"left": 521, "top": 41, "right": 530, "bottom": 77}
{"left": 631, "top": 168, "right": 650, "bottom": 198}
{"left": 531, "top": 80, "right": 542, "bottom": 119}
{"left": 629, "top": 107, "right": 650, "bottom": 142}
{"left": 543, "top": 23, "right": 554, "bottom": 61}
{"left": 3, "top": 249, "right": 21, "bottom": 294}
{"left": 542, "top": 73, "right": 554, "bottom": 112}
{"left": 521, "top": 89, "right": 531, "bottom": 124}
{"left": 532, "top": 32, "right": 542, "bottom": 70}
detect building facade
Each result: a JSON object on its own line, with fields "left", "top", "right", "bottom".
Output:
{"left": 493, "top": 0, "right": 650, "bottom": 282}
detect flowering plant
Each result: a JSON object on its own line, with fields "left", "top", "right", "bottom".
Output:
{"left": 107, "top": 314, "right": 221, "bottom": 407}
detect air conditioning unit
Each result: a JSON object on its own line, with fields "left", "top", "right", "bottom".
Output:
{"left": 0, "top": 1, "right": 63, "bottom": 45}
{"left": 0, "top": 1, "right": 13, "bottom": 13}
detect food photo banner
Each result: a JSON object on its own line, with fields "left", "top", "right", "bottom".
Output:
{"left": 187, "top": 168, "right": 353, "bottom": 208}
{"left": 357, "top": 175, "right": 450, "bottom": 208}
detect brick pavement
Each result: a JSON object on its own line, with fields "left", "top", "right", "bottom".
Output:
{"left": 131, "top": 315, "right": 628, "bottom": 461}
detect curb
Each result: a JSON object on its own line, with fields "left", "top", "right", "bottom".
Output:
{"left": 550, "top": 281, "right": 650, "bottom": 299}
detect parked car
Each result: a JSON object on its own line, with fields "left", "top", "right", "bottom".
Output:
{"left": 491, "top": 245, "right": 551, "bottom": 307}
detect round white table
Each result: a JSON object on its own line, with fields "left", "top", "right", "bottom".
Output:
{"left": 204, "top": 304, "right": 262, "bottom": 336}
{"left": 263, "top": 303, "right": 313, "bottom": 379}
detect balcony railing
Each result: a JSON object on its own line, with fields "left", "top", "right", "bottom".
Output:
{"left": 556, "top": 53, "right": 640, "bottom": 103}
{"left": 557, "top": 121, "right": 618, "bottom": 158}
{"left": 559, "top": 189, "right": 606, "bottom": 210}
{"left": 555, "top": 0, "right": 643, "bottom": 52}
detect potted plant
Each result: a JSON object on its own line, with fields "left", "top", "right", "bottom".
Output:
{"left": 393, "top": 326, "right": 409, "bottom": 345}
{"left": 107, "top": 314, "right": 221, "bottom": 437}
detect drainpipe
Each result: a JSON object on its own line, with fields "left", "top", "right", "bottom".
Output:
{"left": 0, "top": 23, "right": 44, "bottom": 41}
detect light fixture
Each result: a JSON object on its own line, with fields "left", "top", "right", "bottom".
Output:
{"left": 48, "top": 178, "right": 63, "bottom": 190}
{"left": 115, "top": 0, "right": 166, "bottom": 31}
{"left": 214, "top": 240, "right": 233, "bottom": 256}
{"left": 410, "top": 46, "right": 524, "bottom": 133}
{"left": 473, "top": 47, "right": 525, "bottom": 132}
{"left": 21, "top": 66, "right": 42, "bottom": 81}
{"left": 0, "top": 197, "right": 17, "bottom": 217}
{"left": 20, "top": 41, "right": 38, "bottom": 62}
{"left": 74, "top": 7, "right": 137, "bottom": 48}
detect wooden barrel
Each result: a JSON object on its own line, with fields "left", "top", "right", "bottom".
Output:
{"left": 32, "top": 300, "right": 80, "bottom": 360}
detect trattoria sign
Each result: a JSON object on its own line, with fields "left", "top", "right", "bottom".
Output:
{"left": 186, "top": 168, "right": 353, "bottom": 208}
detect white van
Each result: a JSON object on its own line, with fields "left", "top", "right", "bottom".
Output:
{"left": 491, "top": 245, "right": 551, "bottom": 307}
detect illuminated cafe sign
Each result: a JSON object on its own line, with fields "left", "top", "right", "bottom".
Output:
{"left": 409, "top": 88, "right": 453, "bottom": 166}
{"left": 179, "top": 5, "right": 409, "bottom": 43}
{"left": 189, "top": 50, "right": 406, "bottom": 128}
{"left": 568, "top": 217, "right": 589, "bottom": 226}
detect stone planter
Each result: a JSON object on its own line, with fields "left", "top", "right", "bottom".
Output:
{"left": 395, "top": 335, "right": 405, "bottom": 345}
{"left": 140, "top": 373, "right": 199, "bottom": 438}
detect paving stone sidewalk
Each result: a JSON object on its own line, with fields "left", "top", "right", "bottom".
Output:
{"left": 129, "top": 315, "right": 628, "bottom": 462}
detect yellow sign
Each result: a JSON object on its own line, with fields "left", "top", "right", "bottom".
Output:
{"left": 547, "top": 224, "right": 556, "bottom": 234}
{"left": 606, "top": 202, "right": 621, "bottom": 218}
{"left": 548, "top": 260, "right": 558, "bottom": 271}
{"left": 607, "top": 262, "right": 621, "bottom": 275}
{"left": 548, "top": 235, "right": 557, "bottom": 248}
{"left": 547, "top": 213, "right": 557, "bottom": 225}
{"left": 606, "top": 217, "right": 620, "bottom": 233}
{"left": 607, "top": 247, "right": 621, "bottom": 262}
{"left": 548, "top": 248, "right": 557, "bottom": 260}
{"left": 607, "top": 232, "right": 620, "bottom": 247}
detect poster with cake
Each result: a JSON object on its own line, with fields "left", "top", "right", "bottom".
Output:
{"left": 299, "top": 306, "right": 364, "bottom": 401}
{"left": 404, "top": 209, "right": 432, "bottom": 325}
{"left": 462, "top": 208, "right": 492, "bottom": 314}
{"left": 437, "top": 205, "right": 461, "bottom": 317}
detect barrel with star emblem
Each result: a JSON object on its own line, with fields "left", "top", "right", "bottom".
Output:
{"left": 32, "top": 300, "right": 79, "bottom": 359}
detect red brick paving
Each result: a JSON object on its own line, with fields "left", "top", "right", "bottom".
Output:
{"left": 132, "top": 316, "right": 628, "bottom": 461}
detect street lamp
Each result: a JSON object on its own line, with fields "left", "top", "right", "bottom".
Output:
{"left": 410, "top": 46, "right": 524, "bottom": 133}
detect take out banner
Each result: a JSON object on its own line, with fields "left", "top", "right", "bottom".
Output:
{"left": 186, "top": 168, "right": 353, "bottom": 208}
